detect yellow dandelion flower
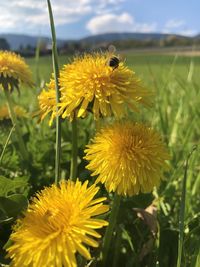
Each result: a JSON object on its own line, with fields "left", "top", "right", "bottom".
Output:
{"left": 0, "top": 50, "right": 33, "bottom": 91}
{"left": 59, "top": 53, "right": 152, "bottom": 120}
{"left": 7, "top": 179, "right": 109, "bottom": 267}
{"left": 38, "top": 79, "right": 57, "bottom": 125}
{"left": 84, "top": 122, "right": 170, "bottom": 196}
{"left": 0, "top": 105, "right": 28, "bottom": 120}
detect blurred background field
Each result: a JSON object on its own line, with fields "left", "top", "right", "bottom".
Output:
{"left": 0, "top": 50, "right": 199, "bottom": 266}
{"left": 28, "top": 52, "right": 200, "bottom": 82}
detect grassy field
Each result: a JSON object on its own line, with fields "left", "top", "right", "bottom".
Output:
{"left": 0, "top": 52, "right": 199, "bottom": 267}
{"left": 27, "top": 53, "right": 200, "bottom": 82}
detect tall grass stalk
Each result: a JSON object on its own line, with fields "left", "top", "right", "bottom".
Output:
{"left": 70, "top": 118, "right": 78, "bottom": 181}
{"left": 35, "top": 38, "right": 41, "bottom": 88}
{"left": 102, "top": 193, "right": 121, "bottom": 266}
{"left": 177, "top": 146, "right": 197, "bottom": 267}
{"left": 4, "top": 90, "right": 29, "bottom": 162}
{"left": 47, "top": 0, "right": 62, "bottom": 184}
{"left": 0, "top": 124, "right": 15, "bottom": 164}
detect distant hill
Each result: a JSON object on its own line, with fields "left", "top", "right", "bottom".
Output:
{"left": 0, "top": 34, "right": 66, "bottom": 51}
{"left": 0, "top": 32, "right": 197, "bottom": 51}
{"left": 80, "top": 32, "right": 192, "bottom": 43}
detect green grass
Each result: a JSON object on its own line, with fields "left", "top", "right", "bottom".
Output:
{"left": 26, "top": 53, "right": 200, "bottom": 82}
{"left": 0, "top": 52, "right": 199, "bottom": 266}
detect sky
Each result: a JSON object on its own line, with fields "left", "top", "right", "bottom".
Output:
{"left": 0, "top": 0, "right": 199, "bottom": 39}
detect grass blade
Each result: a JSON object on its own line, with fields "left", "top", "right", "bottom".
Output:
{"left": 102, "top": 194, "right": 121, "bottom": 266}
{"left": 47, "top": 0, "right": 62, "bottom": 184}
{"left": 194, "top": 250, "right": 200, "bottom": 267}
{"left": 4, "top": 90, "right": 29, "bottom": 162}
{"left": 70, "top": 118, "right": 78, "bottom": 181}
{"left": 35, "top": 38, "right": 41, "bottom": 88}
{"left": 177, "top": 146, "right": 197, "bottom": 267}
{"left": 0, "top": 124, "right": 15, "bottom": 164}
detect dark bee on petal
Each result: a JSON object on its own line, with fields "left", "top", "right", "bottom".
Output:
{"left": 108, "top": 56, "right": 120, "bottom": 70}
{"left": 106, "top": 45, "right": 120, "bottom": 70}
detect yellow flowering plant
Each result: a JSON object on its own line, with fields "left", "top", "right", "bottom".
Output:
{"left": 35, "top": 43, "right": 170, "bottom": 265}
{"left": 84, "top": 122, "right": 170, "bottom": 264}
{"left": 0, "top": 105, "right": 28, "bottom": 121}
{"left": 7, "top": 180, "right": 109, "bottom": 267}
{"left": 59, "top": 53, "right": 152, "bottom": 120}
{"left": 0, "top": 51, "right": 33, "bottom": 162}
{"left": 38, "top": 79, "right": 57, "bottom": 125}
{"left": 85, "top": 121, "right": 170, "bottom": 196}
{"left": 38, "top": 53, "right": 152, "bottom": 124}
{"left": 0, "top": 50, "right": 33, "bottom": 92}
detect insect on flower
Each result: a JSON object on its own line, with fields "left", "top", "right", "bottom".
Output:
{"left": 106, "top": 45, "right": 122, "bottom": 70}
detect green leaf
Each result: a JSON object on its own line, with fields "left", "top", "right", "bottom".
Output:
{"left": 0, "top": 194, "right": 28, "bottom": 218}
{"left": 121, "top": 226, "right": 134, "bottom": 252}
{"left": 194, "top": 250, "right": 200, "bottom": 267}
{"left": 0, "top": 176, "right": 28, "bottom": 197}
{"left": 0, "top": 209, "right": 10, "bottom": 223}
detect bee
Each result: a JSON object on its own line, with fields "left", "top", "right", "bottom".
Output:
{"left": 106, "top": 45, "right": 120, "bottom": 70}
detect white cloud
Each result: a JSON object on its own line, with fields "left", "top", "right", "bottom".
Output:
{"left": 0, "top": 0, "right": 121, "bottom": 34}
{"left": 165, "top": 19, "right": 185, "bottom": 29}
{"left": 97, "top": 0, "right": 125, "bottom": 9}
{"left": 86, "top": 13, "right": 157, "bottom": 34}
{"left": 179, "top": 29, "right": 198, "bottom": 37}
{"left": 162, "top": 19, "right": 197, "bottom": 37}
{"left": 0, "top": 0, "right": 92, "bottom": 29}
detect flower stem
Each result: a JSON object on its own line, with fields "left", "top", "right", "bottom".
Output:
{"left": 176, "top": 146, "right": 197, "bottom": 267}
{"left": 35, "top": 39, "right": 41, "bottom": 88}
{"left": 0, "top": 124, "right": 15, "bottom": 164}
{"left": 47, "top": 0, "right": 62, "bottom": 185}
{"left": 4, "top": 90, "right": 29, "bottom": 162}
{"left": 70, "top": 118, "right": 78, "bottom": 181}
{"left": 102, "top": 193, "right": 121, "bottom": 266}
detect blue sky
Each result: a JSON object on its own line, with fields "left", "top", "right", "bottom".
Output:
{"left": 0, "top": 0, "right": 199, "bottom": 39}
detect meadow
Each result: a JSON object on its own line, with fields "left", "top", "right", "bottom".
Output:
{"left": 0, "top": 51, "right": 199, "bottom": 267}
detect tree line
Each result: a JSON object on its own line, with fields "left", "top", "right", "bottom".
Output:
{"left": 1, "top": 35, "right": 200, "bottom": 57}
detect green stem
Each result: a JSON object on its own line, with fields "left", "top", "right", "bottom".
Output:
{"left": 102, "top": 193, "right": 121, "bottom": 266}
{"left": 70, "top": 118, "right": 78, "bottom": 181}
{"left": 112, "top": 225, "right": 122, "bottom": 267}
{"left": 35, "top": 38, "right": 41, "bottom": 88}
{"left": 4, "top": 90, "right": 29, "bottom": 162}
{"left": 0, "top": 124, "right": 15, "bottom": 164}
{"left": 176, "top": 146, "right": 197, "bottom": 267}
{"left": 47, "top": 0, "right": 62, "bottom": 185}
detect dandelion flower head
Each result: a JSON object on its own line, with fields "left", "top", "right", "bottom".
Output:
{"left": 85, "top": 122, "right": 170, "bottom": 196}
{"left": 0, "top": 50, "right": 33, "bottom": 91}
{"left": 38, "top": 79, "right": 57, "bottom": 125}
{"left": 59, "top": 53, "right": 152, "bottom": 120}
{"left": 7, "top": 179, "right": 109, "bottom": 267}
{"left": 0, "top": 105, "right": 27, "bottom": 120}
